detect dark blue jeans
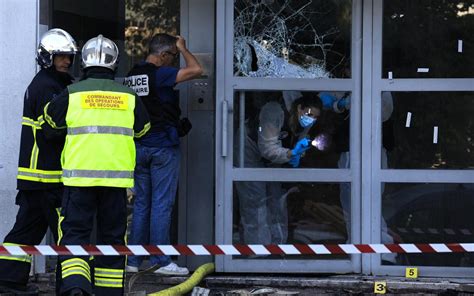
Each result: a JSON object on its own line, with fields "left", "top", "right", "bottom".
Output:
{"left": 128, "top": 143, "right": 180, "bottom": 267}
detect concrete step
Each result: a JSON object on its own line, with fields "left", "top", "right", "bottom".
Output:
{"left": 27, "top": 273, "right": 474, "bottom": 295}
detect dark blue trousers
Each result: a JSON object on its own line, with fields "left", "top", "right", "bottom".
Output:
{"left": 0, "top": 189, "right": 62, "bottom": 289}
{"left": 57, "top": 186, "right": 127, "bottom": 296}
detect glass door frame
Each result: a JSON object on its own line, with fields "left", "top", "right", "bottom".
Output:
{"left": 216, "top": 0, "right": 363, "bottom": 273}
{"left": 367, "top": 0, "right": 474, "bottom": 277}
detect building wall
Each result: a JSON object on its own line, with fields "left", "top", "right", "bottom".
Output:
{"left": 0, "top": 0, "right": 38, "bottom": 239}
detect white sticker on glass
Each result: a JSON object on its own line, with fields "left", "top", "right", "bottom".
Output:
{"left": 417, "top": 68, "right": 430, "bottom": 73}
{"left": 405, "top": 112, "right": 412, "bottom": 128}
{"left": 433, "top": 126, "right": 438, "bottom": 144}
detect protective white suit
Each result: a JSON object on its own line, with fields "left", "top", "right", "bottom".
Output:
{"left": 234, "top": 115, "right": 288, "bottom": 244}
{"left": 234, "top": 92, "right": 304, "bottom": 244}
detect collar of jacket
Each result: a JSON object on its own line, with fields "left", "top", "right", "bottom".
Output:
{"left": 45, "top": 67, "right": 74, "bottom": 85}
{"left": 81, "top": 67, "right": 115, "bottom": 80}
{"left": 139, "top": 60, "right": 159, "bottom": 68}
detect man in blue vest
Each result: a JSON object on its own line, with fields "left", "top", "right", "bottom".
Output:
{"left": 44, "top": 35, "right": 150, "bottom": 296}
{"left": 123, "top": 34, "right": 202, "bottom": 275}
{"left": 0, "top": 28, "right": 78, "bottom": 295}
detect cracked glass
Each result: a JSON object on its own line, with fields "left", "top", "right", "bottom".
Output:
{"left": 233, "top": 0, "right": 352, "bottom": 78}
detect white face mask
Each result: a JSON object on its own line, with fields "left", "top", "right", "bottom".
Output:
{"left": 299, "top": 114, "right": 316, "bottom": 128}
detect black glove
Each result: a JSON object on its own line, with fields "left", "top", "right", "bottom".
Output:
{"left": 177, "top": 117, "right": 192, "bottom": 137}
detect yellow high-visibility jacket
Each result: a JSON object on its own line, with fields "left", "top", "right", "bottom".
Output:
{"left": 44, "top": 74, "right": 150, "bottom": 188}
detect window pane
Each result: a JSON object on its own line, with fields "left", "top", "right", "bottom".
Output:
{"left": 233, "top": 0, "right": 352, "bottom": 78}
{"left": 383, "top": 1, "right": 474, "bottom": 78}
{"left": 384, "top": 92, "right": 474, "bottom": 169}
{"left": 383, "top": 183, "right": 474, "bottom": 267}
{"left": 233, "top": 181, "right": 350, "bottom": 259}
{"left": 233, "top": 91, "right": 351, "bottom": 169}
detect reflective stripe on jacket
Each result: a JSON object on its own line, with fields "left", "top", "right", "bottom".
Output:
{"left": 61, "top": 79, "right": 137, "bottom": 188}
{"left": 17, "top": 68, "right": 72, "bottom": 189}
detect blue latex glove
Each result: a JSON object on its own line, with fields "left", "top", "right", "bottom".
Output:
{"left": 291, "top": 138, "right": 310, "bottom": 156}
{"left": 337, "top": 97, "right": 350, "bottom": 110}
{"left": 288, "top": 154, "right": 301, "bottom": 168}
{"left": 319, "top": 92, "right": 337, "bottom": 110}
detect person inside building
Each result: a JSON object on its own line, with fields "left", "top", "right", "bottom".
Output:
{"left": 319, "top": 84, "right": 397, "bottom": 264}
{"left": 234, "top": 91, "right": 321, "bottom": 244}
{"left": 0, "top": 28, "right": 78, "bottom": 295}
{"left": 123, "top": 33, "right": 202, "bottom": 275}
{"left": 43, "top": 35, "right": 150, "bottom": 296}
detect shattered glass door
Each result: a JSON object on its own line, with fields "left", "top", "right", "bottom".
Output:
{"left": 217, "top": 0, "right": 359, "bottom": 273}
{"left": 233, "top": 0, "right": 352, "bottom": 78}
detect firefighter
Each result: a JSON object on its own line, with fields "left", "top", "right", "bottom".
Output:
{"left": 0, "top": 28, "right": 78, "bottom": 295}
{"left": 43, "top": 35, "right": 150, "bottom": 296}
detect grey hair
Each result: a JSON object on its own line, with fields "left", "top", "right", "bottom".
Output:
{"left": 148, "top": 33, "right": 177, "bottom": 55}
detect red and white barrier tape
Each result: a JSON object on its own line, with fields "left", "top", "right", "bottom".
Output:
{"left": 396, "top": 227, "right": 473, "bottom": 236}
{"left": 1, "top": 243, "right": 474, "bottom": 256}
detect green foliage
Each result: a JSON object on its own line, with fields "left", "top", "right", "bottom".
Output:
{"left": 125, "top": 0, "right": 179, "bottom": 62}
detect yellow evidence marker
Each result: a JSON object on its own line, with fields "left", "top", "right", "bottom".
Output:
{"left": 406, "top": 267, "right": 418, "bottom": 278}
{"left": 374, "top": 281, "right": 387, "bottom": 294}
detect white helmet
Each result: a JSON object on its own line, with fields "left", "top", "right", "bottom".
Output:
{"left": 81, "top": 35, "right": 119, "bottom": 71}
{"left": 37, "top": 28, "right": 78, "bottom": 68}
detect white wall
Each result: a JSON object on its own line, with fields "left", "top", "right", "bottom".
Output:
{"left": 0, "top": 0, "right": 38, "bottom": 239}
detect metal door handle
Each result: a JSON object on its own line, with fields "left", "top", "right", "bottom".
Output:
{"left": 221, "top": 99, "right": 228, "bottom": 157}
